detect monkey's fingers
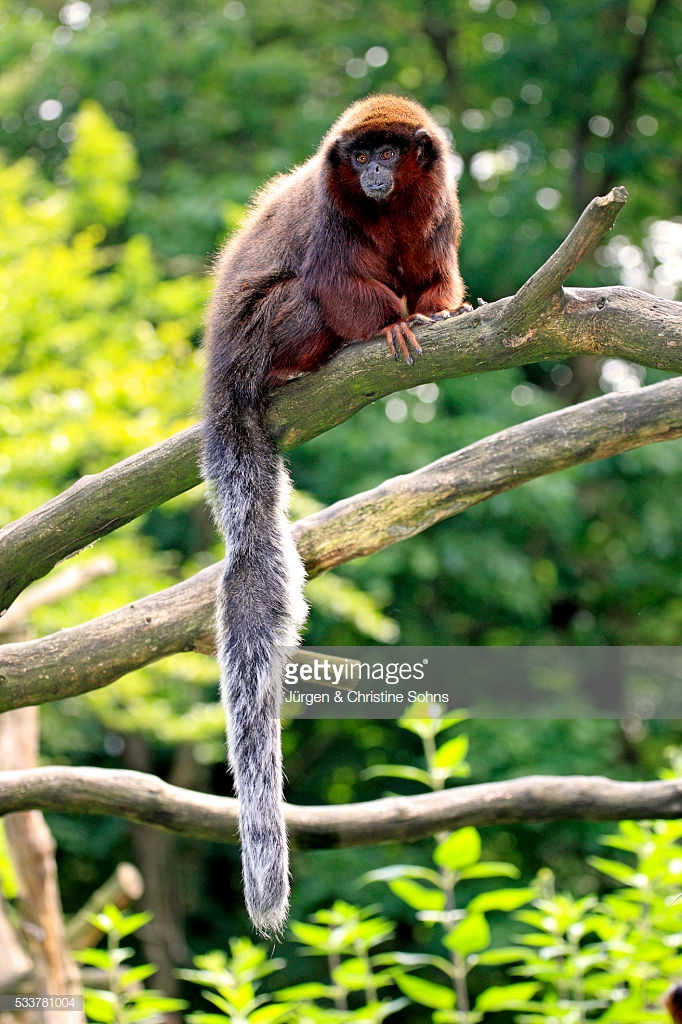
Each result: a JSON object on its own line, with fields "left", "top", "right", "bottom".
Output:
{"left": 383, "top": 320, "right": 422, "bottom": 365}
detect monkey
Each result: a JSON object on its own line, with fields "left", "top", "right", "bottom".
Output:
{"left": 201, "top": 94, "right": 470, "bottom": 935}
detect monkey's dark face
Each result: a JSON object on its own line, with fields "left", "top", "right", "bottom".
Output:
{"left": 351, "top": 145, "right": 401, "bottom": 201}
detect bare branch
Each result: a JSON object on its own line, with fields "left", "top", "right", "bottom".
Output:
{"left": 0, "top": 767, "right": 681, "bottom": 848}
{"left": 1, "top": 375, "right": 682, "bottom": 711}
{"left": 2, "top": 191, "right": 682, "bottom": 612}
{"left": 504, "top": 186, "right": 629, "bottom": 323}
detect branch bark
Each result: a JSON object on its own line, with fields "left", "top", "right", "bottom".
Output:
{"left": 0, "top": 767, "right": 681, "bottom": 848}
{"left": 2, "top": 189, "right": 681, "bottom": 613}
{"left": 1, "top": 373, "right": 682, "bottom": 711}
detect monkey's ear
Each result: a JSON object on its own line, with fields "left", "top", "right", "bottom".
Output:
{"left": 327, "top": 138, "right": 345, "bottom": 167}
{"left": 414, "top": 128, "right": 435, "bottom": 168}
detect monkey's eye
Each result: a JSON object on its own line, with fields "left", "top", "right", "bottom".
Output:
{"left": 380, "top": 148, "right": 395, "bottom": 161}
{"left": 354, "top": 152, "right": 368, "bottom": 165}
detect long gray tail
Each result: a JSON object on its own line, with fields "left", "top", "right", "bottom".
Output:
{"left": 202, "top": 396, "right": 307, "bottom": 935}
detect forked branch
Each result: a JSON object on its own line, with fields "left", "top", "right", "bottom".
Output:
{"left": 1, "top": 189, "right": 681, "bottom": 612}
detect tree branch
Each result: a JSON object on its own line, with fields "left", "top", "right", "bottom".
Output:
{"left": 2, "top": 189, "right": 681, "bottom": 613}
{"left": 2, "top": 374, "right": 682, "bottom": 711}
{"left": 504, "top": 186, "right": 628, "bottom": 324}
{"left": 0, "top": 767, "right": 681, "bottom": 848}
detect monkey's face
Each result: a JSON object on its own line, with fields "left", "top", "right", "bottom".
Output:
{"left": 351, "top": 145, "right": 401, "bottom": 201}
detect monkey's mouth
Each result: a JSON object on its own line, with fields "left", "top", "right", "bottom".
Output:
{"left": 362, "top": 181, "right": 394, "bottom": 201}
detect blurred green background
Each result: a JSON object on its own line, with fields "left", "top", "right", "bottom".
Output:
{"left": 1, "top": 0, "right": 682, "bottom": 1005}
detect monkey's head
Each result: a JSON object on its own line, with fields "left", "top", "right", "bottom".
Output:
{"left": 323, "top": 94, "right": 448, "bottom": 208}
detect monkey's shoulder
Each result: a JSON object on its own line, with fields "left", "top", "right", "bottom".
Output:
{"left": 214, "top": 158, "right": 327, "bottom": 279}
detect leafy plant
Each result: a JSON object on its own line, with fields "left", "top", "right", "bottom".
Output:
{"left": 364, "top": 712, "right": 534, "bottom": 1022}
{"left": 281, "top": 900, "right": 406, "bottom": 1021}
{"left": 73, "top": 904, "right": 187, "bottom": 1024}
{"left": 69, "top": 740, "right": 682, "bottom": 1024}
{"left": 179, "top": 941, "right": 291, "bottom": 1024}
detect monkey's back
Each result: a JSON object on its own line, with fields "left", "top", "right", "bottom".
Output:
{"left": 213, "top": 156, "right": 325, "bottom": 298}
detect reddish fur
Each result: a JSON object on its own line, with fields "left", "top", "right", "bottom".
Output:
{"left": 205, "top": 93, "right": 467, "bottom": 400}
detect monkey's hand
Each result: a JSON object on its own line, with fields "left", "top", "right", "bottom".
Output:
{"left": 383, "top": 318, "right": 426, "bottom": 365}
{"left": 383, "top": 304, "right": 474, "bottom": 365}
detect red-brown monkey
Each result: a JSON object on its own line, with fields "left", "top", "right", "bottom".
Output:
{"left": 202, "top": 94, "right": 470, "bottom": 934}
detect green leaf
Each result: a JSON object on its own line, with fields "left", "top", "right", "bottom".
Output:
{"left": 588, "top": 856, "right": 642, "bottom": 886}
{"left": 362, "top": 864, "right": 442, "bottom": 887}
{"left": 468, "top": 887, "right": 535, "bottom": 914}
{"left": 289, "top": 921, "right": 335, "bottom": 950}
{"left": 476, "top": 946, "right": 530, "bottom": 966}
{"left": 398, "top": 713, "right": 467, "bottom": 740}
{"left": 276, "top": 982, "right": 334, "bottom": 1000}
{"left": 250, "top": 1006, "right": 293, "bottom": 1024}
{"left": 124, "top": 997, "right": 188, "bottom": 1022}
{"left": 332, "top": 956, "right": 385, "bottom": 991}
{"left": 434, "top": 828, "right": 481, "bottom": 870}
{"left": 374, "top": 951, "right": 454, "bottom": 975}
{"left": 361, "top": 764, "right": 434, "bottom": 788}
{"left": 114, "top": 909, "right": 154, "bottom": 938}
{"left": 475, "top": 981, "right": 541, "bottom": 1011}
{"left": 394, "top": 972, "right": 456, "bottom": 1010}
{"left": 434, "top": 735, "right": 469, "bottom": 771}
{"left": 82, "top": 990, "right": 117, "bottom": 1024}
{"left": 459, "top": 861, "right": 520, "bottom": 880}
{"left": 389, "top": 878, "right": 446, "bottom": 912}
{"left": 118, "top": 963, "right": 158, "bottom": 987}
{"left": 73, "top": 948, "right": 112, "bottom": 970}
{"left": 443, "top": 913, "right": 490, "bottom": 956}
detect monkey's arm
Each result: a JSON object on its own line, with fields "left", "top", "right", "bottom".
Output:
{"left": 402, "top": 211, "right": 468, "bottom": 320}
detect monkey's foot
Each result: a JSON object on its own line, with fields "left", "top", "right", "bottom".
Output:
{"left": 383, "top": 319, "right": 423, "bottom": 365}
{"left": 428, "top": 303, "right": 474, "bottom": 320}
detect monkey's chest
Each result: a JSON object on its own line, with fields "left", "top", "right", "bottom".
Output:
{"left": 363, "top": 232, "right": 427, "bottom": 295}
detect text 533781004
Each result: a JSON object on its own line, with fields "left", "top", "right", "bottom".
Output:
{"left": 0, "top": 996, "right": 84, "bottom": 1011}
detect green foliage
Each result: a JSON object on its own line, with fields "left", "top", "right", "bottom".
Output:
{"left": 73, "top": 732, "right": 682, "bottom": 1023}
{"left": 64, "top": 100, "right": 138, "bottom": 226}
{"left": 179, "top": 943, "right": 290, "bottom": 1023}
{"left": 0, "top": 822, "right": 19, "bottom": 899}
{"left": 73, "top": 904, "right": 187, "bottom": 1024}
{"left": 0, "top": 103, "right": 205, "bottom": 526}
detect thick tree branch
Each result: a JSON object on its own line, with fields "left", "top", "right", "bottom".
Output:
{"left": 2, "top": 189, "right": 681, "bottom": 613}
{"left": 1, "top": 375, "right": 682, "bottom": 711}
{"left": 0, "top": 767, "right": 681, "bottom": 848}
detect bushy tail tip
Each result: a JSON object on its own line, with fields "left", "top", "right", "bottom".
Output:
{"left": 242, "top": 824, "right": 290, "bottom": 938}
